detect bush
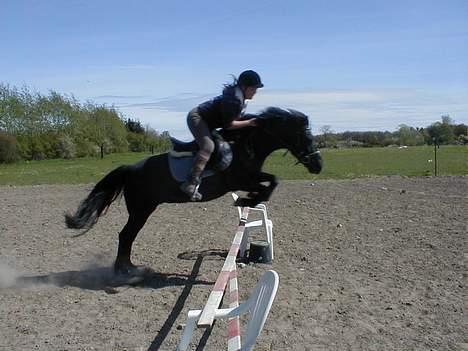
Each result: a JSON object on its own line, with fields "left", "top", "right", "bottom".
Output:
{"left": 74, "top": 138, "right": 97, "bottom": 157}
{"left": 27, "top": 136, "right": 47, "bottom": 160}
{"left": 127, "top": 132, "right": 146, "bottom": 152}
{"left": 14, "top": 134, "right": 47, "bottom": 160}
{"left": 0, "top": 131, "right": 19, "bottom": 163}
{"left": 57, "top": 134, "right": 76, "bottom": 159}
{"left": 15, "top": 134, "right": 31, "bottom": 159}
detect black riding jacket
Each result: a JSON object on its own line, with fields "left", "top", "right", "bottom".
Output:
{"left": 197, "top": 85, "right": 245, "bottom": 130}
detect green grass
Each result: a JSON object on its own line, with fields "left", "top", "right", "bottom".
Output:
{"left": 0, "top": 146, "right": 466, "bottom": 185}
{"left": 264, "top": 145, "right": 467, "bottom": 179}
{"left": 0, "top": 152, "right": 151, "bottom": 185}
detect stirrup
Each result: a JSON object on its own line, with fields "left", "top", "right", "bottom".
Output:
{"left": 180, "top": 181, "right": 203, "bottom": 201}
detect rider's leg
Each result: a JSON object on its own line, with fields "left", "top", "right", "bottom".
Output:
{"left": 180, "top": 109, "right": 215, "bottom": 201}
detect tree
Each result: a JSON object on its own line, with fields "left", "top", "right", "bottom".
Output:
{"left": 87, "top": 105, "right": 128, "bottom": 158}
{"left": 441, "top": 115, "right": 453, "bottom": 126}
{"left": 125, "top": 118, "right": 145, "bottom": 134}
{"left": 319, "top": 125, "right": 337, "bottom": 148}
{"left": 398, "top": 124, "right": 424, "bottom": 146}
{"left": 453, "top": 123, "right": 467, "bottom": 138}
{"left": 426, "top": 115, "right": 455, "bottom": 144}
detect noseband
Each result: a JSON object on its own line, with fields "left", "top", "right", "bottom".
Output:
{"left": 296, "top": 150, "right": 321, "bottom": 165}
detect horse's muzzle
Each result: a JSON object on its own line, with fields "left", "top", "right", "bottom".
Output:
{"left": 303, "top": 151, "right": 322, "bottom": 174}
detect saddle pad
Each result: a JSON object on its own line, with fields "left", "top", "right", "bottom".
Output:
{"left": 168, "top": 154, "right": 214, "bottom": 182}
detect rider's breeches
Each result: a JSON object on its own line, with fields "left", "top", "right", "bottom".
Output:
{"left": 187, "top": 108, "right": 215, "bottom": 180}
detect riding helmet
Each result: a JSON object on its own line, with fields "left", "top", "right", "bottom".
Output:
{"left": 238, "top": 70, "right": 264, "bottom": 88}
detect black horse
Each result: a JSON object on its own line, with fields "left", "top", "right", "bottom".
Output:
{"left": 65, "top": 107, "right": 322, "bottom": 274}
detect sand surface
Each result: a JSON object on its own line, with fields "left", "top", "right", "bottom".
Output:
{"left": 0, "top": 176, "right": 466, "bottom": 350}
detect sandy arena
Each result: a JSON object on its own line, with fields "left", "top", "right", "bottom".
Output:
{"left": 0, "top": 176, "right": 466, "bottom": 350}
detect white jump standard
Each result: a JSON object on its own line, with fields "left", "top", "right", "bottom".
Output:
{"left": 176, "top": 203, "right": 279, "bottom": 351}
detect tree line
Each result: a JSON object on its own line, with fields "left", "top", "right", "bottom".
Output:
{"left": 1, "top": 83, "right": 466, "bottom": 163}
{"left": 316, "top": 115, "right": 467, "bottom": 148}
{"left": 0, "top": 83, "right": 171, "bottom": 163}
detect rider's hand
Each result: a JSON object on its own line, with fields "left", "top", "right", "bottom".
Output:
{"left": 248, "top": 118, "right": 257, "bottom": 127}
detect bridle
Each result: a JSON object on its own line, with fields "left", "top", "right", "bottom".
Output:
{"left": 261, "top": 125, "right": 320, "bottom": 166}
{"left": 296, "top": 149, "right": 321, "bottom": 165}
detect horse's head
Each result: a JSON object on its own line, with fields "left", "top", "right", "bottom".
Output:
{"left": 257, "top": 107, "right": 323, "bottom": 174}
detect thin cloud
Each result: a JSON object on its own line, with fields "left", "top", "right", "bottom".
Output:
{"left": 121, "top": 93, "right": 213, "bottom": 112}
{"left": 247, "top": 89, "right": 468, "bottom": 131}
{"left": 94, "top": 95, "right": 149, "bottom": 100}
{"left": 110, "top": 88, "right": 467, "bottom": 137}
{"left": 116, "top": 64, "right": 156, "bottom": 70}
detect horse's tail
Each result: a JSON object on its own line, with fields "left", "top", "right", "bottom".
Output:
{"left": 65, "top": 165, "right": 129, "bottom": 232}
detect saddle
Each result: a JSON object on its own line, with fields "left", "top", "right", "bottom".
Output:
{"left": 168, "top": 132, "right": 233, "bottom": 182}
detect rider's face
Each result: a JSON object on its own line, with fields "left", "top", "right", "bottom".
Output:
{"left": 243, "top": 86, "right": 258, "bottom": 100}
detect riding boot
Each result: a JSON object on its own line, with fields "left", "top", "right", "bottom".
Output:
{"left": 180, "top": 155, "right": 207, "bottom": 201}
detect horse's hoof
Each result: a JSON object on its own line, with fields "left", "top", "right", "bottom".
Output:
{"left": 234, "top": 198, "right": 248, "bottom": 207}
{"left": 112, "top": 265, "right": 152, "bottom": 286}
{"left": 110, "top": 274, "right": 144, "bottom": 287}
{"left": 114, "top": 264, "right": 152, "bottom": 277}
{"left": 114, "top": 265, "right": 134, "bottom": 276}
{"left": 234, "top": 198, "right": 259, "bottom": 208}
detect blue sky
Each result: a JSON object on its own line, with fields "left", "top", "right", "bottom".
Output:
{"left": 1, "top": 0, "right": 467, "bottom": 139}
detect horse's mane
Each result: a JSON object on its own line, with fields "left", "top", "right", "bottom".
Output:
{"left": 257, "top": 107, "right": 309, "bottom": 128}
{"left": 220, "top": 107, "right": 309, "bottom": 143}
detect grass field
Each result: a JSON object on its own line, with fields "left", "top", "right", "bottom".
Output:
{"left": 0, "top": 145, "right": 466, "bottom": 185}
{"left": 266, "top": 145, "right": 467, "bottom": 179}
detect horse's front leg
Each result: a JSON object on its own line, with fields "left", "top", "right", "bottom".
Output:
{"left": 249, "top": 172, "right": 277, "bottom": 202}
{"left": 235, "top": 172, "right": 278, "bottom": 208}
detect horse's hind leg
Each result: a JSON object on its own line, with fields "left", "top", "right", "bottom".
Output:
{"left": 114, "top": 209, "right": 155, "bottom": 274}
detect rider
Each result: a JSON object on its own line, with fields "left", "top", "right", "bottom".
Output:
{"left": 180, "top": 70, "right": 264, "bottom": 201}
